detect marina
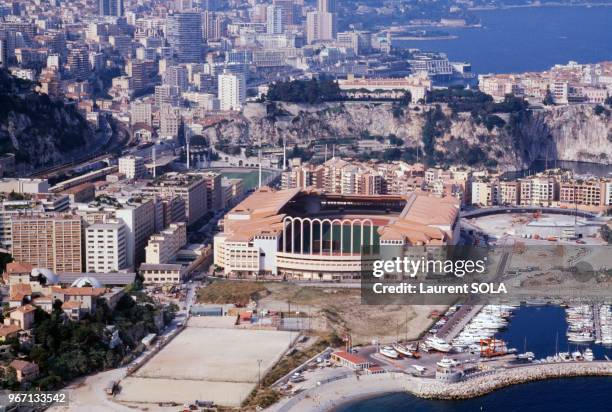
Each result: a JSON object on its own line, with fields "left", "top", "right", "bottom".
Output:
{"left": 270, "top": 304, "right": 612, "bottom": 412}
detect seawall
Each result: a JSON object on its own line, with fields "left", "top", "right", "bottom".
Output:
{"left": 268, "top": 361, "right": 612, "bottom": 412}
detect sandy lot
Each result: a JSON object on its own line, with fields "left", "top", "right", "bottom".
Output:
{"left": 257, "top": 283, "right": 445, "bottom": 345}
{"left": 116, "top": 377, "right": 254, "bottom": 407}
{"left": 116, "top": 322, "right": 293, "bottom": 407}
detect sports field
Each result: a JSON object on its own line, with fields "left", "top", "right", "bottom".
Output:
{"left": 221, "top": 170, "right": 274, "bottom": 190}
{"left": 116, "top": 319, "right": 293, "bottom": 407}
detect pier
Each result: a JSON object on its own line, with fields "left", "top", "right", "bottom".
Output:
{"left": 436, "top": 304, "right": 484, "bottom": 342}
{"left": 593, "top": 304, "right": 602, "bottom": 343}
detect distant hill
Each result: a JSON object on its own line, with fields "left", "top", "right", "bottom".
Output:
{"left": 0, "top": 69, "right": 100, "bottom": 170}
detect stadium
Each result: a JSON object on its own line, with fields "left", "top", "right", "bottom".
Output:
{"left": 214, "top": 187, "right": 460, "bottom": 282}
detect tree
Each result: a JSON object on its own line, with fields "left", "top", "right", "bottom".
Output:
{"left": 397, "top": 91, "right": 412, "bottom": 108}
{"left": 593, "top": 104, "right": 608, "bottom": 116}
{"left": 543, "top": 88, "right": 555, "bottom": 105}
{"left": 1, "top": 366, "right": 18, "bottom": 389}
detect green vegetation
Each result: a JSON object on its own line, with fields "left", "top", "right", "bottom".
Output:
{"left": 0, "top": 252, "right": 13, "bottom": 273}
{"left": 593, "top": 104, "right": 609, "bottom": 117}
{"left": 421, "top": 104, "right": 447, "bottom": 165}
{"left": 543, "top": 88, "right": 555, "bottom": 105}
{"left": 1, "top": 294, "right": 171, "bottom": 390}
{"left": 420, "top": 88, "right": 531, "bottom": 167}
{"left": 265, "top": 78, "right": 342, "bottom": 104}
{"left": 287, "top": 145, "right": 314, "bottom": 162}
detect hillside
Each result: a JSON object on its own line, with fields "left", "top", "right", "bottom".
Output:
{"left": 202, "top": 99, "right": 612, "bottom": 170}
{"left": 0, "top": 69, "right": 102, "bottom": 170}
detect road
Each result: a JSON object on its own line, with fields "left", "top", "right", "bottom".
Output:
{"left": 48, "top": 287, "right": 195, "bottom": 412}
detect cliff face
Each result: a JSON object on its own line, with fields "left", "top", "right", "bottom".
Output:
{"left": 0, "top": 70, "right": 100, "bottom": 170}
{"left": 202, "top": 101, "right": 612, "bottom": 170}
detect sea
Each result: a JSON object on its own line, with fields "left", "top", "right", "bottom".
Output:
{"left": 339, "top": 7, "right": 612, "bottom": 411}
{"left": 337, "top": 306, "right": 612, "bottom": 412}
{"left": 394, "top": 6, "right": 612, "bottom": 74}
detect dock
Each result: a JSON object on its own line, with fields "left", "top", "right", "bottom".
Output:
{"left": 593, "top": 304, "right": 602, "bottom": 343}
{"left": 436, "top": 304, "right": 484, "bottom": 342}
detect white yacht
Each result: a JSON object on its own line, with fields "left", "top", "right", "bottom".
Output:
{"left": 380, "top": 346, "right": 399, "bottom": 359}
{"left": 583, "top": 348, "right": 594, "bottom": 361}
{"left": 568, "top": 332, "right": 594, "bottom": 343}
{"left": 436, "top": 357, "right": 456, "bottom": 368}
{"left": 571, "top": 351, "right": 584, "bottom": 361}
{"left": 392, "top": 342, "right": 416, "bottom": 357}
{"left": 426, "top": 336, "right": 452, "bottom": 352}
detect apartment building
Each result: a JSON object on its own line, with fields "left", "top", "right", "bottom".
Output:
{"left": 11, "top": 214, "right": 83, "bottom": 273}
{"left": 519, "top": 177, "right": 557, "bottom": 206}
{"left": 145, "top": 222, "right": 187, "bottom": 264}
{"left": 141, "top": 174, "right": 207, "bottom": 225}
{"left": 85, "top": 221, "right": 128, "bottom": 272}
{"left": 499, "top": 181, "right": 520, "bottom": 205}
{"left": 118, "top": 155, "right": 145, "bottom": 179}
{"left": 218, "top": 72, "right": 246, "bottom": 111}
{"left": 200, "top": 171, "right": 223, "bottom": 212}
{"left": 559, "top": 180, "right": 606, "bottom": 207}
{"left": 471, "top": 180, "right": 498, "bottom": 206}
{"left": 115, "top": 198, "right": 158, "bottom": 268}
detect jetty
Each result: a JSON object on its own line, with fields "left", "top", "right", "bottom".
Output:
{"left": 436, "top": 304, "right": 484, "bottom": 342}
{"left": 593, "top": 304, "right": 602, "bottom": 343}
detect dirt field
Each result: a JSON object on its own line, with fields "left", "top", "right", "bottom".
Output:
{"left": 254, "top": 283, "right": 446, "bottom": 345}
{"left": 116, "top": 320, "right": 293, "bottom": 407}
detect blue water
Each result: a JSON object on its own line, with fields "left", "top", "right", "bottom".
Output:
{"left": 496, "top": 306, "right": 612, "bottom": 361}
{"left": 338, "top": 306, "right": 612, "bottom": 412}
{"left": 394, "top": 6, "right": 612, "bottom": 73}
{"left": 336, "top": 378, "right": 612, "bottom": 412}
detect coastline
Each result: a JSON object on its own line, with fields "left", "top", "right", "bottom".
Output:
{"left": 268, "top": 362, "right": 612, "bottom": 412}
{"left": 391, "top": 35, "right": 459, "bottom": 41}
{"left": 468, "top": 2, "right": 612, "bottom": 11}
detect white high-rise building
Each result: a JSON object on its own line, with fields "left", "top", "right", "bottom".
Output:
{"left": 218, "top": 72, "right": 246, "bottom": 111}
{"left": 130, "top": 102, "right": 152, "bottom": 126}
{"left": 118, "top": 155, "right": 145, "bottom": 179}
{"left": 318, "top": 0, "right": 336, "bottom": 13}
{"left": 115, "top": 199, "right": 158, "bottom": 268}
{"left": 266, "top": 5, "right": 284, "bottom": 34}
{"left": 145, "top": 222, "right": 187, "bottom": 264}
{"left": 159, "top": 104, "right": 181, "bottom": 138}
{"left": 86, "top": 221, "right": 128, "bottom": 272}
{"left": 306, "top": 0, "right": 337, "bottom": 44}
{"left": 306, "top": 11, "right": 336, "bottom": 44}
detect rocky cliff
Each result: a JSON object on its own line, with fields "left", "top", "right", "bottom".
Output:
{"left": 0, "top": 70, "right": 100, "bottom": 170}
{"left": 202, "top": 101, "right": 612, "bottom": 170}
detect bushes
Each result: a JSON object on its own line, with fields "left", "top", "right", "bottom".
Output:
{"left": 266, "top": 78, "right": 342, "bottom": 104}
{"left": 7, "top": 295, "right": 167, "bottom": 390}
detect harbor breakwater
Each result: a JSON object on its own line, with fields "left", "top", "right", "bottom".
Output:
{"left": 269, "top": 362, "right": 612, "bottom": 412}
{"left": 419, "top": 362, "right": 612, "bottom": 400}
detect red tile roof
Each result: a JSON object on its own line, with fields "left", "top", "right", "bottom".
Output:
{"left": 332, "top": 351, "right": 369, "bottom": 365}
{"left": 6, "top": 262, "right": 33, "bottom": 275}
{"left": 0, "top": 324, "right": 21, "bottom": 338}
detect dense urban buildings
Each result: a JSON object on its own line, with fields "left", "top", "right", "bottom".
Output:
{"left": 0, "top": 1, "right": 611, "bottom": 409}
{"left": 479, "top": 61, "right": 612, "bottom": 104}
